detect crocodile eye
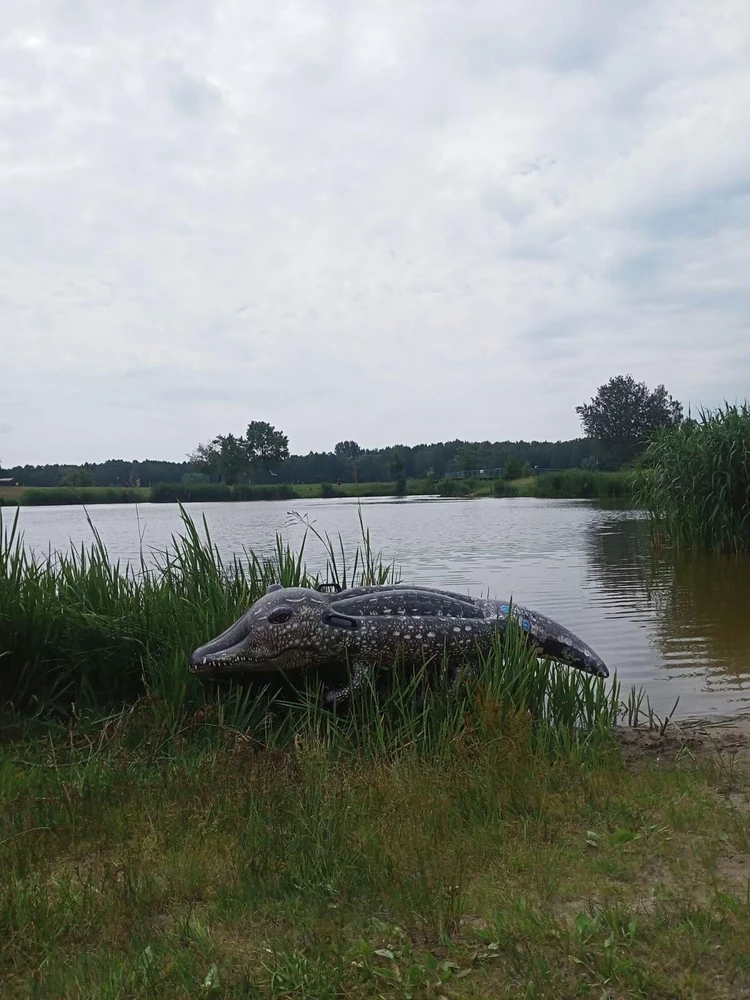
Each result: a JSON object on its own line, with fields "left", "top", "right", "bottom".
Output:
{"left": 268, "top": 608, "right": 292, "bottom": 625}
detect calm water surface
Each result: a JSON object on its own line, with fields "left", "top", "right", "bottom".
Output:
{"left": 10, "top": 496, "right": 750, "bottom": 720}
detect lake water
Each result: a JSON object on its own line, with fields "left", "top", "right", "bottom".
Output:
{"left": 7, "top": 496, "right": 750, "bottom": 721}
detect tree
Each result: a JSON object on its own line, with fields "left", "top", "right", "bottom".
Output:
{"left": 334, "top": 440, "right": 362, "bottom": 482}
{"left": 213, "top": 434, "right": 249, "bottom": 485}
{"left": 576, "top": 375, "right": 682, "bottom": 469}
{"left": 59, "top": 466, "right": 95, "bottom": 487}
{"left": 188, "top": 422, "right": 289, "bottom": 484}
{"left": 244, "top": 421, "right": 289, "bottom": 478}
{"left": 503, "top": 454, "right": 522, "bottom": 480}
{"left": 187, "top": 434, "right": 247, "bottom": 484}
{"left": 454, "top": 443, "right": 478, "bottom": 473}
{"left": 388, "top": 449, "right": 406, "bottom": 495}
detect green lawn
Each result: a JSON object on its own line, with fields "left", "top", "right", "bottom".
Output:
{"left": 2, "top": 713, "right": 748, "bottom": 999}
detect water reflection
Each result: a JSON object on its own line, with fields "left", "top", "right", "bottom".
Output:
{"left": 586, "top": 512, "right": 750, "bottom": 705}
{"left": 653, "top": 551, "right": 750, "bottom": 679}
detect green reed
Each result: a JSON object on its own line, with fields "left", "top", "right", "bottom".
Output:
{"left": 0, "top": 505, "right": 617, "bottom": 751}
{"left": 20, "top": 486, "right": 146, "bottom": 505}
{"left": 531, "top": 469, "right": 633, "bottom": 499}
{"left": 635, "top": 403, "right": 750, "bottom": 552}
{"left": 151, "top": 482, "right": 296, "bottom": 503}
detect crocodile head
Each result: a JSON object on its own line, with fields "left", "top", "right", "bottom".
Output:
{"left": 189, "top": 585, "right": 355, "bottom": 675}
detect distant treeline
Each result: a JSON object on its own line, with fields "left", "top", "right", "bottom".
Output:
{"left": 276, "top": 438, "right": 595, "bottom": 484}
{"left": 2, "top": 438, "right": 595, "bottom": 487}
{"left": 1, "top": 459, "right": 193, "bottom": 489}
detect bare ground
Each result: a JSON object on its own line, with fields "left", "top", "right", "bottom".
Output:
{"left": 616, "top": 713, "right": 750, "bottom": 776}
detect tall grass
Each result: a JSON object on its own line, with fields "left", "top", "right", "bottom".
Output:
{"left": 0, "top": 506, "right": 618, "bottom": 752}
{"left": 435, "top": 478, "right": 474, "bottom": 496}
{"left": 20, "top": 486, "right": 146, "bottom": 505}
{"left": 151, "top": 482, "right": 296, "bottom": 503}
{"left": 531, "top": 469, "right": 633, "bottom": 499}
{"left": 635, "top": 403, "right": 750, "bottom": 552}
{"left": 492, "top": 479, "right": 519, "bottom": 497}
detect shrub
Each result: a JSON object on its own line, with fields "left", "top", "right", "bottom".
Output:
{"left": 503, "top": 454, "right": 522, "bottom": 479}
{"left": 493, "top": 479, "right": 519, "bottom": 497}
{"left": 436, "top": 478, "right": 472, "bottom": 497}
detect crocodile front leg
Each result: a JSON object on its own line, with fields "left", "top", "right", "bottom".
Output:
{"left": 323, "top": 660, "right": 373, "bottom": 706}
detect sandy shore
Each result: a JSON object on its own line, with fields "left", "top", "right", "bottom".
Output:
{"left": 617, "top": 712, "right": 750, "bottom": 773}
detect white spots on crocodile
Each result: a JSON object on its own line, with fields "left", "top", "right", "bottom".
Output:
{"left": 427, "top": 631, "right": 436, "bottom": 638}
{"left": 453, "top": 627, "right": 461, "bottom": 633}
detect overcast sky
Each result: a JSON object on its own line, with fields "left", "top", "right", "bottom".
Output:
{"left": 1, "top": 1, "right": 749, "bottom": 465}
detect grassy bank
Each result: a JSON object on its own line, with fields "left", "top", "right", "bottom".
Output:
{"left": 19, "top": 486, "right": 150, "bottom": 506}
{"left": 434, "top": 471, "right": 633, "bottom": 500}
{"left": 636, "top": 403, "right": 750, "bottom": 552}
{"left": 528, "top": 470, "right": 634, "bottom": 499}
{"left": 151, "top": 482, "right": 298, "bottom": 503}
{"left": 0, "top": 506, "right": 612, "bottom": 736}
{"left": 1, "top": 481, "right": 413, "bottom": 506}
{"left": 1, "top": 711, "right": 748, "bottom": 999}
{"left": 2, "top": 510, "right": 749, "bottom": 997}
{"left": 1, "top": 472, "right": 635, "bottom": 506}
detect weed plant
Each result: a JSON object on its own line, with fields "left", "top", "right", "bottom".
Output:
{"left": 635, "top": 403, "right": 750, "bottom": 552}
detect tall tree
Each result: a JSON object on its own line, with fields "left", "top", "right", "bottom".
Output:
{"left": 59, "top": 466, "right": 95, "bottom": 487}
{"left": 576, "top": 375, "right": 682, "bottom": 469}
{"left": 503, "top": 454, "right": 522, "bottom": 480}
{"left": 189, "top": 422, "right": 289, "bottom": 484}
{"left": 244, "top": 421, "right": 289, "bottom": 478}
{"left": 388, "top": 449, "right": 406, "bottom": 495}
{"left": 454, "top": 443, "right": 478, "bottom": 473}
{"left": 334, "top": 440, "right": 362, "bottom": 481}
{"left": 215, "top": 434, "right": 250, "bottom": 485}
{"left": 188, "top": 433, "right": 248, "bottom": 485}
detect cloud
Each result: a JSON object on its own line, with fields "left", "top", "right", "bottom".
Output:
{"left": 0, "top": 0, "right": 749, "bottom": 463}
{"left": 165, "top": 64, "right": 223, "bottom": 119}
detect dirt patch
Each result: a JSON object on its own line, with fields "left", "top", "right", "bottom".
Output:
{"left": 716, "top": 853, "right": 750, "bottom": 892}
{"left": 616, "top": 714, "right": 750, "bottom": 774}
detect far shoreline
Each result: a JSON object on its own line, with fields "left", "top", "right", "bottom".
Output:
{"left": 0, "top": 470, "right": 634, "bottom": 507}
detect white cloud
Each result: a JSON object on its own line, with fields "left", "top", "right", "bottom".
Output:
{"left": 0, "top": 0, "right": 749, "bottom": 463}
